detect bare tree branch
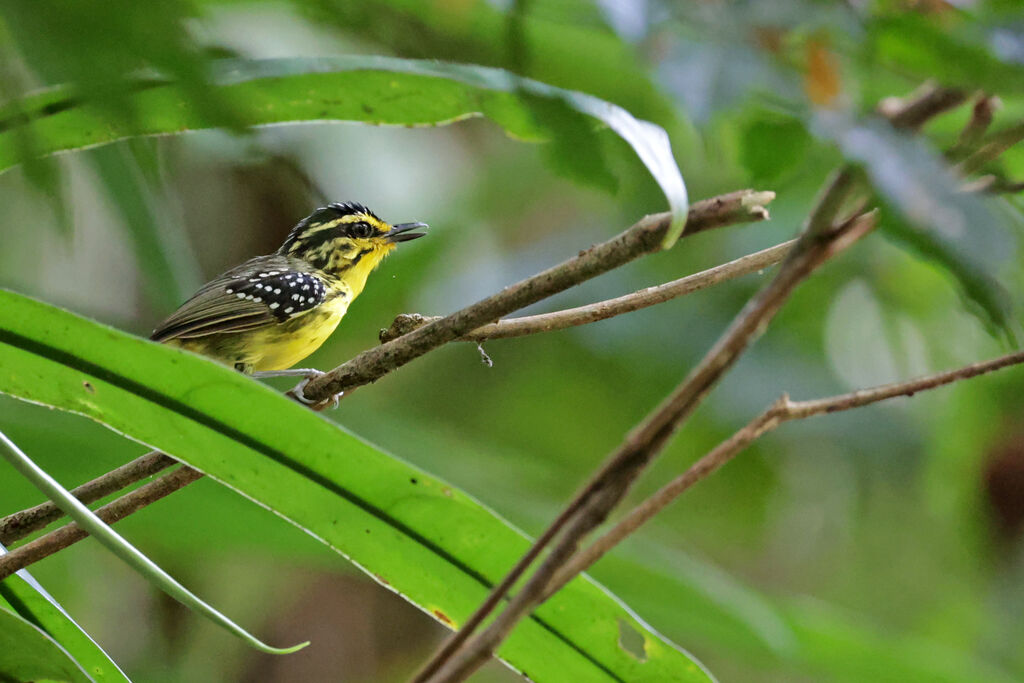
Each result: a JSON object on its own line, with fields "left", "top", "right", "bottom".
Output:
{"left": 877, "top": 82, "right": 967, "bottom": 131}
{"left": 958, "top": 121, "right": 1024, "bottom": 176}
{"left": 0, "top": 451, "right": 176, "bottom": 544}
{"left": 298, "top": 190, "right": 776, "bottom": 408}
{"left": 0, "top": 465, "right": 204, "bottom": 580}
{"left": 416, "top": 171, "right": 872, "bottom": 683}
{"left": 544, "top": 349, "right": 1024, "bottom": 599}
{"left": 379, "top": 239, "right": 795, "bottom": 344}
{"left": 949, "top": 94, "right": 999, "bottom": 160}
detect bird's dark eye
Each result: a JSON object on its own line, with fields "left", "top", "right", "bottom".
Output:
{"left": 350, "top": 221, "right": 374, "bottom": 238}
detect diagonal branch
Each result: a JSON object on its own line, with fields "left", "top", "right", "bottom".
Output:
{"left": 0, "top": 464, "right": 205, "bottom": 580}
{"left": 379, "top": 240, "right": 795, "bottom": 344}
{"left": 878, "top": 82, "right": 967, "bottom": 131}
{"left": 0, "top": 450, "right": 176, "bottom": 544}
{"left": 415, "top": 170, "right": 870, "bottom": 683}
{"left": 298, "top": 190, "right": 776, "bottom": 407}
{"left": 543, "top": 349, "right": 1024, "bottom": 599}
{"left": 948, "top": 93, "right": 999, "bottom": 160}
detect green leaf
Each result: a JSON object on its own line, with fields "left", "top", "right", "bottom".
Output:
{"left": 813, "top": 111, "right": 1017, "bottom": 337}
{"left": 0, "top": 0, "right": 243, "bottom": 131}
{"left": 0, "top": 56, "right": 688, "bottom": 247}
{"left": 0, "top": 288, "right": 712, "bottom": 682}
{"left": 273, "top": 0, "right": 679, "bottom": 126}
{"left": 0, "top": 430, "right": 307, "bottom": 656}
{"left": 868, "top": 14, "right": 1024, "bottom": 94}
{"left": 0, "top": 564, "right": 131, "bottom": 683}
{"left": 739, "top": 114, "right": 814, "bottom": 182}
{"left": 0, "top": 604, "right": 94, "bottom": 683}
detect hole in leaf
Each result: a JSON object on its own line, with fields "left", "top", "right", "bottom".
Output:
{"left": 617, "top": 619, "right": 647, "bottom": 661}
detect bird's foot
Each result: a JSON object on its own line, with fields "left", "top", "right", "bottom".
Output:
{"left": 286, "top": 370, "right": 343, "bottom": 410}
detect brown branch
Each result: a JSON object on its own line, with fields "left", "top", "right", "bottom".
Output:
{"left": 298, "top": 190, "right": 776, "bottom": 408}
{"left": 415, "top": 171, "right": 871, "bottom": 683}
{"left": 989, "top": 179, "right": 1024, "bottom": 194}
{"left": 948, "top": 94, "right": 999, "bottom": 160}
{"left": 0, "top": 465, "right": 205, "bottom": 580}
{"left": 958, "top": 121, "right": 1024, "bottom": 176}
{"left": 877, "top": 82, "right": 967, "bottom": 131}
{"left": 0, "top": 450, "right": 177, "bottom": 545}
{"left": 544, "top": 349, "right": 1024, "bottom": 599}
{"left": 380, "top": 240, "right": 795, "bottom": 344}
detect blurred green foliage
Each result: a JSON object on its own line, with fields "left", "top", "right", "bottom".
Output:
{"left": 0, "top": 0, "right": 1023, "bottom": 681}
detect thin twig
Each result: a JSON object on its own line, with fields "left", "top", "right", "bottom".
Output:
{"left": 544, "top": 350, "right": 1024, "bottom": 598}
{"left": 0, "top": 451, "right": 176, "bottom": 544}
{"left": 299, "top": 190, "right": 776, "bottom": 408}
{"left": 0, "top": 465, "right": 205, "bottom": 580}
{"left": 416, "top": 172, "right": 870, "bottom": 683}
{"left": 380, "top": 240, "right": 795, "bottom": 343}
{"left": 877, "top": 82, "right": 967, "bottom": 131}
{"left": 989, "top": 179, "right": 1024, "bottom": 194}
{"left": 948, "top": 94, "right": 999, "bottom": 160}
{"left": 958, "top": 121, "right": 1024, "bottom": 176}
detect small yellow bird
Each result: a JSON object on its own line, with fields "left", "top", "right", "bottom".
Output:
{"left": 151, "top": 202, "right": 426, "bottom": 402}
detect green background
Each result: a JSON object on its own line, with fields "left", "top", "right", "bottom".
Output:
{"left": 1, "top": 1, "right": 1023, "bottom": 681}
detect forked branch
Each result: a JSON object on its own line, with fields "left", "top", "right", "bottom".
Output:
{"left": 415, "top": 172, "right": 871, "bottom": 683}
{"left": 379, "top": 239, "right": 795, "bottom": 344}
{"left": 544, "top": 349, "right": 1024, "bottom": 599}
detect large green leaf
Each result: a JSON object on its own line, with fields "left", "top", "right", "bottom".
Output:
{"left": 0, "top": 56, "right": 688, "bottom": 245}
{"left": 209, "top": 0, "right": 678, "bottom": 127}
{"left": 0, "top": 604, "right": 93, "bottom": 683}
{"left": 0, "top": 565, "right": 130, "bottom": 683}
{"left": 0, "top": 288, "right": 712, "bottom": 683}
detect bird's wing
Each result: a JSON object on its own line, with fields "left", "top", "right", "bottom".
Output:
{"left": 150, "top": 256, "right": 328, "bottom": 342}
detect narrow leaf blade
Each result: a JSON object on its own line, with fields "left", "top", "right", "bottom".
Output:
{"left": 0, "top": 560, "right": 131, "bottom": 683}
{"left": 0, "top": 57, "right": 687, "bottom": 244}
{"left": 0, "top": 604, "right": 94, "bottom": 683}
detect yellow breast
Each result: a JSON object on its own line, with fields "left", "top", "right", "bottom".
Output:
{"left": 247, "top": 295, "right": 351, "bottom": 371}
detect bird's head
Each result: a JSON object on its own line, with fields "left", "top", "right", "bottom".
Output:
{"left": 278, "top": 202, "right": 427, "bottom": 289}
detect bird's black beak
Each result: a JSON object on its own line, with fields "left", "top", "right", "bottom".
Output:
{"left": 386, "top": 222, "right": 428, "bottom": 243}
